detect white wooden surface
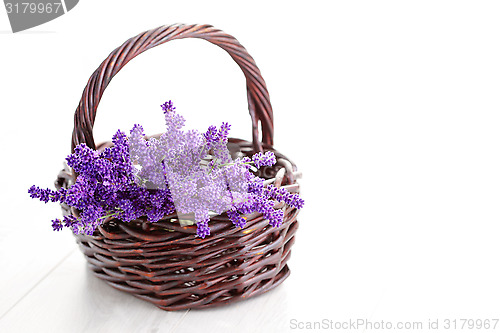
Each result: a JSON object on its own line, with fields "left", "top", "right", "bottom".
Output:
{"left": 3, "top": 1, "right": 500, "bottom": 332}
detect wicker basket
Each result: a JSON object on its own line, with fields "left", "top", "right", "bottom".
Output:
{"left": 55, "top": 24, "right": 302, "bottom": 311}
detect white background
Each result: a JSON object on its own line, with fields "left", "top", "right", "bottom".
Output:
{"left": 1, "top": 1, "right": 500, "bottom": 332}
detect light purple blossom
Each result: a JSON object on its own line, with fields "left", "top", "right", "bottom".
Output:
{"left": 252, "top": 151, "right": 276, "bottom": 169}
{"left": 29, "top": 100, "right": 304, "bottom": 238}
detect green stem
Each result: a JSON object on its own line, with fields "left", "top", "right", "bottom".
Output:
{"left": 97, "top": 210, "right": 122, "bottom": 221}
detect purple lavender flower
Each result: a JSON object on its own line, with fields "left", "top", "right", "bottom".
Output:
{"left": 268, "top": 209, "right": 285, "bottom": 228}
{"left": 262, "top": 184, "right": 305, "bottom": 210}
{"left": 227, "top": 209, "right": 246, "bottom": 228}
{"left": 28, "top": 100, "right": 303, "bottom": 237}
{"left": 218, "top": 122, "right": 231, "bottom": 143}
{"left": 161, "top": 100, "right": 176, "bottom": 113}
{"left": 63, "top": 215, "right": 78, "bottom": 228}
{"left": 116, "top": 199, "right": 136, "bottom": 222}
{"left": 203, "top": 125, "right": 218, "bottom": 146}
{"left": 247, "top": 176, "right": 264, "bottom": 195}
{"left": 51, "top": 219, "right": 63, "bottom": 231}
{"left": 29, "top": 185, "right": 55, "bottom": 203}
{"left": 252, "top": 151, "right": 276, "bottom": 169}
{"left": 196, "top": 219, "right": 210, "bottom": 238}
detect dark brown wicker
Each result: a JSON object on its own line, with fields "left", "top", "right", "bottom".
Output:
{"left": 57, "top": 24, "right": 301, "bottom": 311}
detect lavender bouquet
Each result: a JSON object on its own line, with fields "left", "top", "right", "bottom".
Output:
{"left": 29, "top": 101, "right": 304, "bottom": 238}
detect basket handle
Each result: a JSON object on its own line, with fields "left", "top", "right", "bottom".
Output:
{"left": 71, "top": 24, "right": 274, "bottom": 153}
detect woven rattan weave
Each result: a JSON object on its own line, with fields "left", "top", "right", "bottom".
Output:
{"left": 56, "top": 24, "right": 301, "bottom": 311}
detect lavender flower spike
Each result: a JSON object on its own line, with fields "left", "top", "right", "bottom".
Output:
{"left": 28, "top": 99, "right": 304, "bottom": 237}
{"left": 51, "top": 219, "right": 63, "bottom": 231}
{"left": 196, "top": 219, "right": 210, "bottom": 238}
{"left": 161, "top": 100, "right": 176, "bottom": 113}
{"left": 252, "top": 151, "right": 276, "bottom": 169}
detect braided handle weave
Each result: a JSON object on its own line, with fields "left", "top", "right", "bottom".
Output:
{"left": 71, "top": 24, "right": 274, "bottom": 153}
